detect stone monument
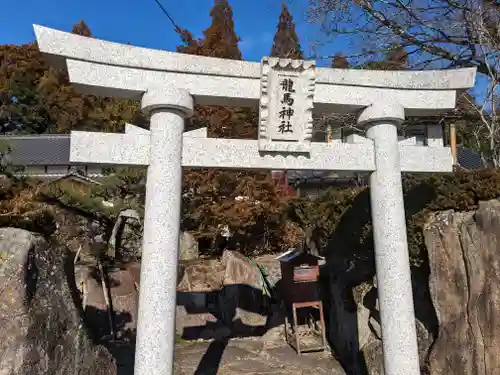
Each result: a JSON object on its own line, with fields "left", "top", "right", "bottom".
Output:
{"left": 34, "top": 24, "right": 476, "bottom": 375}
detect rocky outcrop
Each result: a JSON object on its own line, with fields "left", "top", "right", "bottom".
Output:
{"left": 424, "top": 200, "right": 500, "bottom": 375}
{"left": 179, "top": 232, "right": 199, "bottom": 261}
{"left": 75, "top": 264, "right": 139, "bottom": 343}
{"left": 176, "top": 250, "right": 278, "bottom": 340}
{"left": 74, "top": 249, "right": 280, "bottom": 343}
{"left": 0, "top": 228, "right": 116, "bottom": 375}
{"left": 326, "top": 199, "right": 500, "bottom": 375}
{"left": 327, "top": 278, "right": 434, "bottom": 374}
{"left": 107, "top": 208, "right": 198, "bottom": 262}
{"left": 108, "top": 209, "right": 142, "bottom": 262}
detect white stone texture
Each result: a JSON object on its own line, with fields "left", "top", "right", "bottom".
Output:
{"left": 125, "top": 123, "right": 207, "bottom": 138}
{"left": 70, "top": 131, "right": 150, "bottom": 166}
{"left": 183, "top": 139, "right": 376, "bottom": 171}
{"left": 398, "top": 136, "right": 417, "bottom": 146}
{"left": 133, "top": 88, "right": 193, "bottom": 375}
{"left": 69, "top": 131, "right": 454, "bottom": 173}
{"left": 141, "top": 87, "right": 194, "bottom": 117}
{"left": 258, "top": 57, "right": 315, "bottom": 152}
{"left": 399, "top": 145, "right": 452, "bottom": 172}
{"left": 34, "top": 25, "right": 475, "bottom": 89}
{"left": 33, "top": 26, "right": 476, "bottom": 114}
{"left": 182, "top": 127, "right": 207, "bottom": 138}
{"left": 345, "top": 134, "right": 373, "bottom": 144}
{"left": 360, "top": 103, "right": 421, "bottom": 375}
{"left": 125, "top": 123, "right": 149, "bottom": 135}
{"left": 64, "top": 59, "right": 461, "bottom": 115}
{"left": 358, "top": 100, "right": 406, "bottom": 127}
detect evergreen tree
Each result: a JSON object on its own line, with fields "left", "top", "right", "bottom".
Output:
{"left": 331, "top": 53, "right": 350, "bottom": 68}
{"left": 176, "top": 28, "right": 202, "bottom": 55}
{"left": 177, "top": 0, "right": 243, "bottom": 61}
{"left": 270, "top": 3, "right": 303, "bottom": 59}
{"left": 205, "top": 0, "right": 241, "bottom": 59}
{"left": 0, "top": 43, "right": 50, "bottom": 133}
{"left": 177, "top": 0, "right": 251, "bottom": 139}
{"left": 71, "top": 20, "right": 93, "bottom": 37}
{"left": 176, "top": 1, "right": 293, "bottom": 254}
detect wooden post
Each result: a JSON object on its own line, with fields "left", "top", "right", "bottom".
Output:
{"left": 450, "top": 123, "right": 457, "bottom": 165}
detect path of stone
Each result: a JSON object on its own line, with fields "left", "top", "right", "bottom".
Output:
{"left": 174, "top": 339, "right": 346, "bottom": 375}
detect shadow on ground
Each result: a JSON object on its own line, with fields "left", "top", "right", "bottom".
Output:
{"left": 178, "top": 284, "right": 283, "bottom": 375}
{"left": 82, "top": 282, "right": 284, "bottom": 375}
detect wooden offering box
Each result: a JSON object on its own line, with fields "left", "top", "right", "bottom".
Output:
{"left": 276, "top": 249, "right": 327, "bottom": 355}
{"left": 276, "top": 250, "right": 322, "bottom": 304}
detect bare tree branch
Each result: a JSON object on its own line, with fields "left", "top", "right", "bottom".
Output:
{"left": 308, "top": 0, "right": 500, "bottom": 166}
{"left": 308, "top": 0, "right": 499, "bottom": 78}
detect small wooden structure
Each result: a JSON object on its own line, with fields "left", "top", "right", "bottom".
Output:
{"left": 276, "top": 249, "right": 327, "bottom": 355}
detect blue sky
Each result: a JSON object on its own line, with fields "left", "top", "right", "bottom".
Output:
{"left": 0, "top": 0, "right": 485, "bottom": 99}
{"left": 0, "top": 0, "right": 337, "bottom": 66}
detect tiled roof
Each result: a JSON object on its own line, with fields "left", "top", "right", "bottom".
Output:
{"left": 0, "top": 134, "right": 70, "bottom": 165}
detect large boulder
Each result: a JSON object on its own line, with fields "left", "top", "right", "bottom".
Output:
{"left": 423, "top": 200, "right": 500, "bottom": 375}
{"left": 0, "top": 228, "right": 116, "bottom": 375}
{"left": 75, "top": 249, "right": 282, "bottom": 343}
{"left": 327, "top": 277, "right": 434, "bottom": 375}
{"left": 108, "top": 209, "right": 142, "bottom": 262}
{"left": 75, "top": 264, "right": 139, "bottom": 343}
{"left": 176, "top": 259, "right": 226, "bottom": 339}
{"left": 108, "top": 210, "right": 199, "bottom": 263}
{"left": 326, "top": 199, "right": 500, "bottom": 375}
{"left": 179, "top": 232, "right": 199, "bottom": 261}
{"left": 221, "top": 250, "right": 271, "bottom": 331}
{"left": 176, "top": 250, "right": 277, "bottom": 340}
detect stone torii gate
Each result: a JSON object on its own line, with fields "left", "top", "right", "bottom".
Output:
{"left": 34, "top": 25, "right": 476, "bottom": 375}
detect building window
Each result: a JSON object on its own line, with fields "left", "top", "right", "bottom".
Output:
{"left": 25, "top": 166, "right": 46, "bottom": 175}
{"left": 403, "top": 125, "right": 427, "bottom": 146}
{"left": 46, "top": 165, "right": 71, "bottom": 175}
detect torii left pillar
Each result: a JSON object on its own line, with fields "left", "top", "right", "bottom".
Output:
{"left": 134, "top": 87, "right": 193, "bottom": 375}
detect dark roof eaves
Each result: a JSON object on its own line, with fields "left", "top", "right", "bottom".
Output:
{"left": 0, "top": 134, "right": 70, "bottom": 140}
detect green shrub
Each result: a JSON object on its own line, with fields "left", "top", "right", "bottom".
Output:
{"left": 287, "top": 169, "right": 500, "bottom": 270}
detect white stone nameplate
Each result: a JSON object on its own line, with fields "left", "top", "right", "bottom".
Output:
{"left": 258, "top": 57, "right": 315, "bottom": 153}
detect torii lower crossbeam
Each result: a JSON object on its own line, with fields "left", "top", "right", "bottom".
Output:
{"left": 70, "top": 129, "right": 453, "bottom": 173}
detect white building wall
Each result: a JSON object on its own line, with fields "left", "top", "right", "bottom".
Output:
{"left": 46, "top": 165, "right": 70, "bottom": 175}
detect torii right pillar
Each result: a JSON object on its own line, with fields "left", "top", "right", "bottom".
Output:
{"left": 358, "top": 101, "right": 420, "bottom": 375}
